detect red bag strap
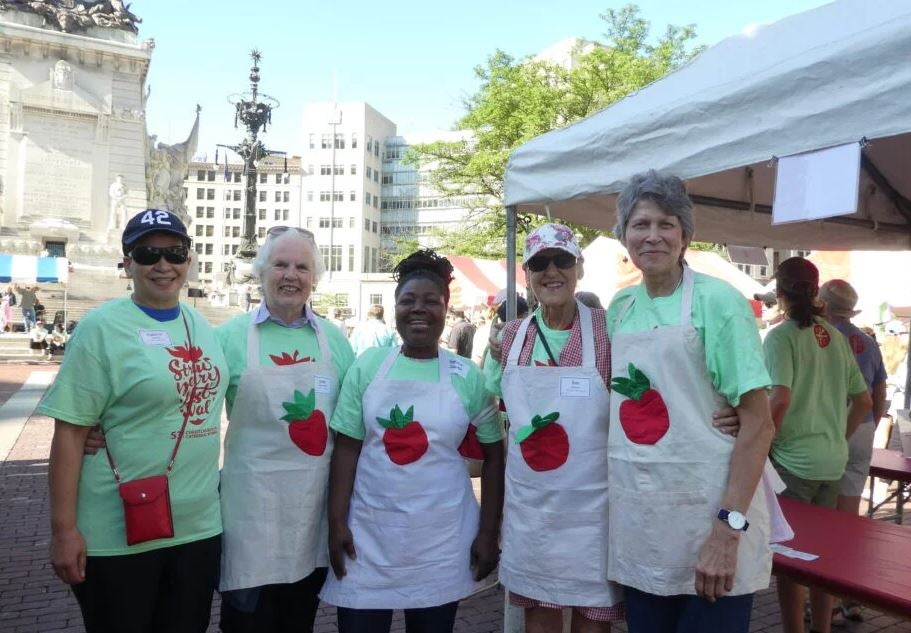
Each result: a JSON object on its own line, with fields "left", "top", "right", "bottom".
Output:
{"left": 106, "top": 311, "right": 197, "bottom": 483}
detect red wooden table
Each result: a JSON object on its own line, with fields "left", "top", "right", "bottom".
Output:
{"left": 868, "top": 448, "right": 911, "bottom": 523}
{"left": 773, "top": 496, "right": 911, "bottom": 618}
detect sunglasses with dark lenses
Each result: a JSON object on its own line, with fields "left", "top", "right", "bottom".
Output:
{"left": 267, "top": 226, "right": 315, "bottom": 239}
{"left": 129, "top": 245, "right": 190, "bottom": 265}
{"left": 526, "top": 252, "right": 577, "bottom": 273}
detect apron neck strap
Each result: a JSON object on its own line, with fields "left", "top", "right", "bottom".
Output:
{"left": 506, "top": 313, "right": 535, "bottom": 367}
{"left": 376, "top": 346, "right": 451, "bottom": 384}
{"left": 576, "top": 301, "right": 596, "bottom": 367}
{"left": 679, "top": 265, "right": 695, "bottom": 326}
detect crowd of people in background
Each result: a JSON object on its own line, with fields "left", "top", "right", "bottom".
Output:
{"left": 37, "top": 178, "right": 908, "bottom": 633}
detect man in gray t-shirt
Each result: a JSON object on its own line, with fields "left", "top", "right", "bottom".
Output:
{"left": 17, "top": 285, "right": 38, "bottom": 331}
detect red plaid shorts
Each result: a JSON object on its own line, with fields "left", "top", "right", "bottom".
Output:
{"left": 508, "top": 592, "right": 625, "bottom": 622}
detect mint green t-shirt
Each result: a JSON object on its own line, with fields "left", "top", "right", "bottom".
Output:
{"left": 216, "top": 312, "right": 355, "bottom": 415}
{"left": 606, "top": 272, "right": 771, "bottom": 407}
{"left": 763, "top": 318, "right": 868, "bottom": 480}
{"left": 37, "top": 298, "right": 228, "bottom": 556}
{"left": 331, "top": 346, "right": 502, "bottom": 443}
{"left": 483, "top": 307, "right": 610, "bottom": 397}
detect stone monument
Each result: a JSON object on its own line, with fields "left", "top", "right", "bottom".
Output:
{"left": 0, "top": 1, "right": 150, "bottom": 263}
{"left": 146, "top": 105, "right": 199, "bottom": 225}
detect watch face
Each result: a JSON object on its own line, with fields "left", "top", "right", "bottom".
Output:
{"left": 727, "top": 511, "right": 747, "bottom": 530}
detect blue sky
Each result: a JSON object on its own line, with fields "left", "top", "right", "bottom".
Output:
{"left": 138, "top": 0, "right": 830, "bottom": 157}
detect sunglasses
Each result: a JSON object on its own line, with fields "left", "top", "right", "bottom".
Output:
{"left": 267, "top": 226, "right": 315, "bottom": 239}
{"left": 129, "top": 245, "right": 190, "bottom": 265}
{"left": 526, "top": 252, "right": 577, "bottom": 273}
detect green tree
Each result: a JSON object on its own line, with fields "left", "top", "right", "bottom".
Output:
{"left": 407, "top": 5, "right": 702, "bottom": 258}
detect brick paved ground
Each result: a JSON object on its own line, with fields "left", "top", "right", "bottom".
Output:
{"left": 1, "top": 364, "right": 909, "bottom": 633}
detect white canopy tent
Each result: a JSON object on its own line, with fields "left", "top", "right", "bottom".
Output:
{"left": 504, "top": 0, "right": 911, "bottom": 251}
{"left": 500, "top": 0, "right": 911, "bottom": 404}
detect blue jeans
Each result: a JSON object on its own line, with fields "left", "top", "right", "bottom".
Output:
{"left": 624, "top": 586, "right": 754, "bottom": 633}
{"left": 22, "top": 307, "right": 36, "bottom": 331}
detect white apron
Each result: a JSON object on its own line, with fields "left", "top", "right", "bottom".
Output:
{"left": 319, "top": 347, "right": 481, "bottom": 609}
{"left": 219, "top": 317, "right": 338, "bottom": 591}
{"left": 607, "top": 267, "right": 772, "bottom": 596}
{"left": 499, "top": 302, "right": 623, "bottom": 607}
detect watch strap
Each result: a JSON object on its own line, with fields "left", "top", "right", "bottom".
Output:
{"left": 717, "top": 508, "right": 750, "bottom": 531}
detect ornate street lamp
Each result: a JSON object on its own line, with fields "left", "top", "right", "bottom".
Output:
{"left": 217, "top": 49, "right": 286, "bottom": 283}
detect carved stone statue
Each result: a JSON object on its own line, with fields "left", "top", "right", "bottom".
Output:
{"left": 51, "top": 60, "right": 73, "bottom": 91}
{"left": 108, "top": 174, "right": 127, "bottom": 230}
{"left": 0, "top": 0, "right": 141, "bottom": 34}
{"left": 146, "top": 105, "right": 200, "bottom": 224}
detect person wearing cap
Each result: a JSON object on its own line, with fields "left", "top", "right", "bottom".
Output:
{"left": 606, "top": 171, "right": 777, "bottom": 633}
{"left": 41, "top": 209, "right": 229, "bottom": 633}
{"left": 819, "top": 280, "right": 886, "bottom": 621}
{"left": 484, "top": 219, "right": 743, "bottom": 632}
{"left": 763, "top": 259, "right": 871, "bottom": 633}
{"left": 214, "top": 226, "right": 355, "bottom": 633}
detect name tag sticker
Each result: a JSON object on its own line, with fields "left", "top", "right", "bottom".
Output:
{"left": 448, "top": 358, "right": 470, "bottom": 377}
{"left": 139, "top": 329, "right": 172, "bottom": 346}
{"left": 314, "top": 375, "right": 332, "bottom": 394}
{"left": 560, "top": 376, "right": 591, "bottom": 398}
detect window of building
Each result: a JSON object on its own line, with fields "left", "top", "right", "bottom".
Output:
{"left": 196, "top": 206, "right": 204, "bottom": 218}
{"left": 349, "top": 191, "right": 356, "bottom": 202}
{"left": 366, "top": 166, "right": 372, "bottom": 179}
{"left": 233, "top": 208, "right": 241, "bottom": 219}
{"left": 371, "top": 247, "right": 378, "bottom": 272}
{"left": 363, "top": 246, "right": 370, "bottom": 273}
{"left": 258, "top": 226, "right": 266, "bottom": 238}
{"left": 364, "top": 218, "right": 371, "bottom": 231}
{"left": 348, "top": 217, "right": 355, "bottom": 228}
{"left": 196, "top": 225, "right": 204, "bottom": 236}
{"left": 207, "top": 170, "right": 215, "bottom": 181}
{"left": 259, "top": 190, "right": 266, "bottom": 202}
{"left": 319, "top": 217, "right": 330, "bottom": 228}
{"left": 205, "top": 243, "right": 213, "bottom": 255}
{"left": 309, "top": 133, "right": 316, "bottom": 149}
{"left": 320, "top": 191, "right": 330, "bottom": 202}
{"left": 259, "top": 209, "right": 267, "bottom": 220}
{"left": 195, "top": 243, "right": 203, "bottom": 254}
{"left": 274, "top": 209, "right": 281, "bottom": 221}
{"left": 224, "top": 226, "right": 231, "bottom": 237}
{"left": 321, "top": 134, "right": 331, "bottom": 149}
{"left": 334, "top": 134, "right": 345, "bottom": 149}
{"left": 275, "top": 191, "right": 281, "bottom": 202}
{"left": 369, "top": 293, "right": 382, "bottom": 305}
{"left": 382, "top": 174, "right": 392, "bottom": 185}
{"left": 759, "top": 265, "right": 768, "bottom": 277}
{"left": 333, "top": 191, "right": 344, "bottom": 202}
{"left": 223, "top": 244, "right": 230, "bottom": 255}
{"left": 373, "top": 170, "right": 379, "bottom": 183}
{"left": 319, "top": 245, "right": 329, "bottom": 269}
{"left": 224, "top": 208, "right": 232, "bottom": 218}
{"left": 275, "top": 174, "right": 282, "bottom": 184}
{"left": 374, "top": 143, "right": 379, "bottom": 157}
{"left": 235, "top": 172, "right": 242, "bottom": 183}
{"left": 372, "top": 221, "right": 378, "bottom": 233}
{"left": 204, "top": 262, "right": 213, "bottom": 274}
{"left": 307, "top": 164, "right": 315, "bottom": 175}
{"left": 349, "top": 245, "right": 355, "bottom": 272}
{"left": 283, "top": 191, "right": 290, "bottom": 202}
{"left": 205, "top": 225, "right": 214, "bottom": 237}
{"left": 282, "top": 209, "right": 290, "bottom": 221}
{"left": 197, "top": 169, "right": 205, "bottom": 181}
{"left": 351, "top": 133, "right": 358, "bottom": 149}
{"left": 350, "top": 164, "right": 356, "bottom": 175}
{"left": 320, "top": 164, "right": 331, "bottom": 175}
{"left": 195, "top": 189, "right": 204, "bottom": 200}
{"left": 366, "top": 136, "right": 373, "bottom": 153}
{"left": 232, "top": 244, "right": 239, "bottom": 254}
{"left": 365, "top": 193, "right": 371, "bottom": 205}
{"left": 373, "top": 196, "right": 378, "bottom": 209}
{"left": 259, "top": 173, "right": 267, "bottom": 184}
{"left": 330, "top": 245, "right": 342, "bottom": 271}
{"left": 334, "top": 164, "right": 344, "bottom": 176}
{"left": 233, "top": 190, "right": 241, "bottom": 201}
{"left": 332, "top": 217, "right": 343, "bottom": 228}
{"left": 197, "top": 262, "right": 203, "bottom": 274}
{"left": 306, "top": 217, "right": 313, "bottom": 228}
{"left": 306, "top": 191, "right": 314, "bottom": 202}
{"left": 206, "top": 207, "right": 215, "bottom": 218}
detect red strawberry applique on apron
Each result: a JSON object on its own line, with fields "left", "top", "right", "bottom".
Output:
{"left": 611, "top": 363, "right": 670, "bottom": 445}
{"left": 515, "top": 411, "right": 569, "bottom": 472}
{"left": 280, "top": 389, "right": 328, "bottom": 456}
{"left": 377, "top": 404, "right": 429, "bottom": 466}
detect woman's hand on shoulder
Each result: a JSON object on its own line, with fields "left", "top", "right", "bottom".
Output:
{"left": 328, "top": 521, "right": 357, "bottom": 580}
{"left": 470, "top": 529, "right": 499, "bottom": 581}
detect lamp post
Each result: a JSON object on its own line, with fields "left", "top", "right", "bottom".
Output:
{"left": 217, "top": 49, "right": 285, "bottom": 284}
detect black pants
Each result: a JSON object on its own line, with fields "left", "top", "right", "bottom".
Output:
{"left": 71, "top": 535, "right": 221, "bottom": 633}
{"left": 219, "top": 567, "right": 328, "bottom": 633}
{"left": 336, "top": 601, "right": 459, "bottom": 633}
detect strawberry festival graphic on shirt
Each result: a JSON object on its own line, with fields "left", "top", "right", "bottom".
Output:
{"left": 167, "top": 342, "right": 222, "bottom": 427}
{"left": 280, "top": 388, "right": 328, "bottom": 456}
{"left": 270, "top": 350, "right": 314, "bottom": 366}
{"left": 376, "top": 404, "right": 429, "bottom": 466}
{"left": 611, "top": 362, "right": 670, "bottom": 445}
{"left": 813, "top": 324, "right": 831, "bottom": 348}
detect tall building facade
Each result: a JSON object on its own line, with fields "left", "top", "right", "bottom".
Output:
{"left": 183, "top": 155, "right": 302, "bottom": 284}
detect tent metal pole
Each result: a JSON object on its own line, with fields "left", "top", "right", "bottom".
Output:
{"left": 506, "top": 206, "right": 517, "bottom": 320}
{"left": 905, "top": 326, "right": 910, "bottom": 409}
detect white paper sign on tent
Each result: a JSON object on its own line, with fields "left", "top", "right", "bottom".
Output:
{"left": 772, "top": 143, "right": 861, "bottom": 225}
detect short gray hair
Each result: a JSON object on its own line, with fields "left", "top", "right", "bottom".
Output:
{"left": 614, "top": 170, "right": 695, "bottom": 246}
{"left": 252, "top": 229, "right": 325, "bottom": 284}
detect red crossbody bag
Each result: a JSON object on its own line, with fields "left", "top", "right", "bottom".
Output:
{"left": 105, "top": 312, "right": 197, "bottom": 546}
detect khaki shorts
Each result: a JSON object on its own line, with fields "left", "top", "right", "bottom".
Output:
{"left": 771, "top": 459, "right": 840, "bottom": 509}
{"left": 840, "top": 422, "right": 875, "bottom": 496}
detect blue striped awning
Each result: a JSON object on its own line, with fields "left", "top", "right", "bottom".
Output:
{"left": 0, "top": 255, "right": 68, "bottom": 283}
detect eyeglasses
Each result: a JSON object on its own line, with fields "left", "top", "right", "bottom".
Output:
{"left": 129, "top": 245, "right": 190, "bottom": 265}
{"left": 526, "top": 252, "right": 577, "bottom": 273}
{"left": 267, "top": 226, "right": 315, "bottom": 239}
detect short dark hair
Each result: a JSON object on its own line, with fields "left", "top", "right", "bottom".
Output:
{"left": 368, "top": 304, "right": 384, "bottom": 319}
{"left": 392, "top": 249, "right": 454, "bottom": 303}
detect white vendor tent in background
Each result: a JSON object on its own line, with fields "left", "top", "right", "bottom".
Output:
{"left": 500, "top": 0, "right": 911, "bottom": 406}
{"left": 578, "top": 237, "right": 764, "bottom": 306}
{"left": 504, "top": 0, "right": 911, "bottom": 251}
{"left": 0, "top": 254, "right": 70, "bottom": 325}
